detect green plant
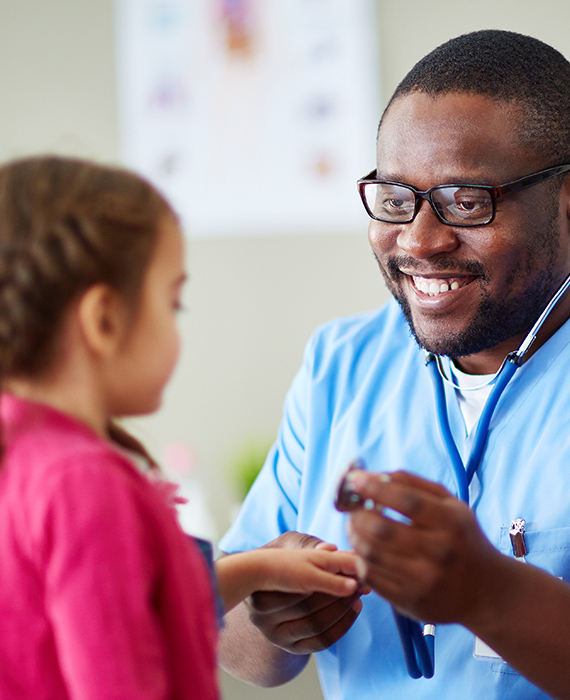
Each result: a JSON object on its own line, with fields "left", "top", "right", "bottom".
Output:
{"left": 229, "top": 439, "right": 272, "bottom": 501}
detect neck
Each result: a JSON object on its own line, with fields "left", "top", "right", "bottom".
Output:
{"left": 4, "top": 368, "right": 109, "bottom": 438}
{"left": 454, "top": 281, "right": 570, "bottom": 375}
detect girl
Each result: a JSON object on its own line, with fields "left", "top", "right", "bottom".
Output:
{"left": 0, "top": 156, "right": 359, "bottom": 699}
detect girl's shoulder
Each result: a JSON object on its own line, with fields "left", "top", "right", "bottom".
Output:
{"left": 0, "top": 399, "right": 177, "bottom": 571}
{"left": 0, "top": 395, "right": 154, "bottom": 519}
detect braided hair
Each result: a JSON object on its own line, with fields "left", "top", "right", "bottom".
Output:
{"left": 0, "top": 155, "right": 175, "bottom": 467}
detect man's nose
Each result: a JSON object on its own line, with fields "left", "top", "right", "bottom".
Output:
{"left": 396, "top": 198, "right": 459, "bottom": 259}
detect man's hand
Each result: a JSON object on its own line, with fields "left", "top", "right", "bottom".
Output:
{"left": 345, "top": 470, "right": 503, "bottom": 626}
{"left": 247, "top": 531, "right": 365, "bottom": 654}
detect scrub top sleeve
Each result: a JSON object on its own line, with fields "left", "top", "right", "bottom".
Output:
{"left": 39, "top": 454, "right": 170, "bottom": 700}
{"left": 219, "top": 333, "right": 317, "bottom": 554}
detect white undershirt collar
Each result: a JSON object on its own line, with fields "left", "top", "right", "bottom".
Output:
{"left": 450, "top": 361, "right": 495, "bottom": 435}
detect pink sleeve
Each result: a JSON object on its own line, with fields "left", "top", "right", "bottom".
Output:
{"left": 38, "top": 453, "right": 170, "bottom": 700}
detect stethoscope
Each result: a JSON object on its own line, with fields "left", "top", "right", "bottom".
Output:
{"left": 336, "top": 271, "right": 570, "bottom": 679}
{"left": 403, "top": 270, "right": 570, "bottom": 679}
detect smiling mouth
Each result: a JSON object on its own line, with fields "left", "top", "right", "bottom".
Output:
{"left": 410, "top": 275, "right": 477, "bottom": 297}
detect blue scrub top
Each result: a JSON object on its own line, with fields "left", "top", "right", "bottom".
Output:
{"left": 220, "top": 300, "right": 570, "bottom": 700}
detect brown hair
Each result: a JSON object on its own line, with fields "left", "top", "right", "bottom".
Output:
{"left": 0, "top": 155, "right": 175, "bottom": 467}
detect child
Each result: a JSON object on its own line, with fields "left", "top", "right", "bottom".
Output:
{"left": 0, "top": 156, "right": 359, "bottom": 699}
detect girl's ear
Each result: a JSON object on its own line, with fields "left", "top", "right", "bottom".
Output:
{"left": 77, "top": 284, "right": 128, "bottom": 357}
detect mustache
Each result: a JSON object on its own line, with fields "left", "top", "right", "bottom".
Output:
{"left": 380, "top": 254, "right": 488, "bottom": 280}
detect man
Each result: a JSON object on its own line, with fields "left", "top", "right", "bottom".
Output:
{"left": 219, "top": 30, "right": 570, "bottom": 699}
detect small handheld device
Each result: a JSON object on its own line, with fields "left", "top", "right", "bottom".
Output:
{"left": 334, "top": 458, "right": 368, "bottom": 512}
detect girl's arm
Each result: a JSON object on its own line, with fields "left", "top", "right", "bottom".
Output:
{"left": 216, "top": 546, "right": 359, "bottom": 612}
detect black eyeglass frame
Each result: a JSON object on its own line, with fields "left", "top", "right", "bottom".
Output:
{"left": 357, "top": 163, "right": 570, "bottom": 227}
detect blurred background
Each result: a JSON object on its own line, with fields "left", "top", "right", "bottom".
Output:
{"left": 2, "top": 1, "right": 570, "bottom": 697}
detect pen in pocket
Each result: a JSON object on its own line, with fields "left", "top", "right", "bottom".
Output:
{"left": 509, "top": 518, "right": 527, "bottom": 561}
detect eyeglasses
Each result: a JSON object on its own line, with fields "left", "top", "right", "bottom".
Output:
{"left": 357, "top": 163, "right": 570, "bottom": 227}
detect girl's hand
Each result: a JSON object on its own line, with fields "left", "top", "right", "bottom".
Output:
{"left": 216, "top": 534, "right": 362, "bottom": 619}
{"left": 258, "top": 547, "right": 360, "bottom": 597}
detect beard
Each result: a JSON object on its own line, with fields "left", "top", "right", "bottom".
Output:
{"left": 374, "top": 191, "right": 565, "bottom": 359}
{"left": 378, "top": 220, "right": 562, "bottom": 358}
{"left": 385, "top": 259, "right": 558, "bottom": 357}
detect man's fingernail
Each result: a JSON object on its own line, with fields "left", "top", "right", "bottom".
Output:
{"left": 355, "top": 555, "right": 367, "bottom": 581}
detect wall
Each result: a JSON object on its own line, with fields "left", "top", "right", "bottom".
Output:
{"left": 1, "top": 1, "right": 570, "bottom": 698}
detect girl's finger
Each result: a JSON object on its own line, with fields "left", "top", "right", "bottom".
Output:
{"left": 315, "top": 541, "right": 338, "bottom": 552}
{"left": 313, "top": 550, "right": 360, "bottom": 577}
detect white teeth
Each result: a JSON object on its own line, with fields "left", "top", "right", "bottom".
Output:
{"left": 414, "top": 277, "right": 461, "bottom": 296}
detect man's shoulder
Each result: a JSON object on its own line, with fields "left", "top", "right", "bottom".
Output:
{"left": 308, "top": 300, "right": 413, "bottom": 359}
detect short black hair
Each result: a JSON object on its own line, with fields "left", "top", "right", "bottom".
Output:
{"left": 383, "top": 29, "right": 570, "bottom": 163}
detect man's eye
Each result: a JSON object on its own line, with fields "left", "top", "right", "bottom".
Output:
{"left": 384, "top": 197, "right": 407, "bottom": 210}
{"left": 378, "top": 191, "right": 414, "bottom": 215}
{"left": 448, "top": 190, "right": 492, "bottom": 218}
{"left": 455, "top": 198, "right": 486, "bottom": 212}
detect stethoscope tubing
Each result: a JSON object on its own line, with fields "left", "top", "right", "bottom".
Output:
{"left": 425, "top": 355, "right": 470, "bottom": 502}
{"left": 465, "top": 357, "right": 518, "bottom": 483}
{"left": 394, "top": 270, "right": 570, "bottom": 680}
{"left": 394, "top": 610, "right": 435, "bottom": 678}
{"left": 426, "top": 351, "right": 519, "bottom": 498}
{"left": 428, "top": 269, "right": 570, "bottom": 496}
{"left": 397, "top": 355, "right": 517, "bottom": 682}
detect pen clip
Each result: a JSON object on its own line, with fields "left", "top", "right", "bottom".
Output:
{"left": 509, "top": 518, "right": 527, "bottom": 558}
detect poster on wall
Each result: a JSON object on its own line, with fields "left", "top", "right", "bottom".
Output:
{"left": 115, "top": 0, "right": 380, "bottom": 237}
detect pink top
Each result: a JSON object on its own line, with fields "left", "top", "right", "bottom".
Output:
{"left": 0, "top": 394, "right": 218, "bottom": 700}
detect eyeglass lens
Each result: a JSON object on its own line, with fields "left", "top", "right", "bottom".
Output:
{"left": 361, "top": 183, "right": 494, "bottom": 225}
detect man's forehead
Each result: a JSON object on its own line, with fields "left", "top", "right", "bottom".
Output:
{"left": 379, "top": 91, "right": 524, "bottom": 137}
{"left": 376, "top": 92, "right": 535, "bottom": 183}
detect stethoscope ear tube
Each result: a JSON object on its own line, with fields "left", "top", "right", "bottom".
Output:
{"left": 393, "top": 611, "right": 423, "bottom": 679}
{"left": 513, "top": 271, "right": 570, "bottom": 361}
{"left": 410, "top": 619, "right": 435, "bottom": 678}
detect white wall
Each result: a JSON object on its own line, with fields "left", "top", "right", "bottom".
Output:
{"left": 2, "top": 1, "right": 570, "bottom": 698}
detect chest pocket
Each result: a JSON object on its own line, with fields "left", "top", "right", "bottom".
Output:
{"left": 490, "top": 526, "right": 570, "bottom": 677}
{"left": 499, "top": 525, "right": 570, "bottom": 579}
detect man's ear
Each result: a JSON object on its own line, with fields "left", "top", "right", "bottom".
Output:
{"left": 76, "top": 284, "right": 128, "bottom": 358}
